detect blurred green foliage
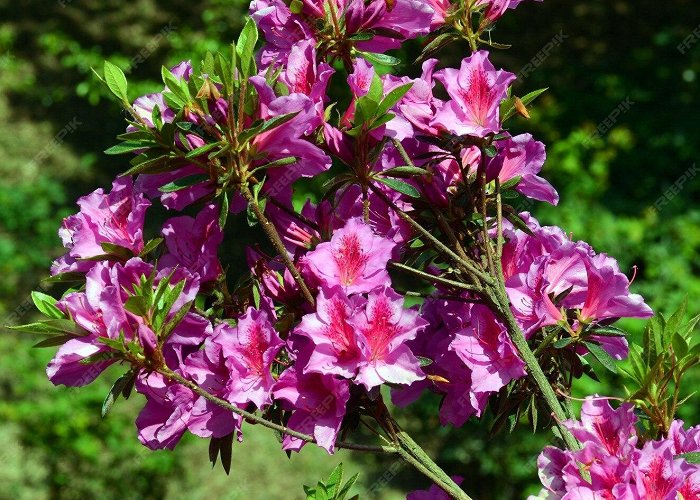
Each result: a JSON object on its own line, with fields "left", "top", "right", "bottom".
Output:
{"left": 0, "top": 0, "right": 698, "bottom": 498}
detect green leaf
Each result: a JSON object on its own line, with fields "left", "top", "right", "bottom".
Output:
{"left": 375, "top": 177, "right": 420, "bottom": 198}
{"left": 185, "top": 141, "right": 222, "bottom": 159}
{"left": 501, "top": 87, "right": 548, "bottom": 121}
{"left": 381, "top": 165, "right": 429, "bottom": 178}
{"left": 161, "top": 300, "right": 194, "bottom": 340}
{"left": 417, "top": 33, "right": 459, "bottom": 62}
{"left": 124, "top": 296, "right": 150, "bottom": 317}
{"left": 519, "top": 87, "right": 549, "bottom": 107}
{"left": 500, "top": 175, "right": 522, "bottom": 190}
{"left": 326, "top": 463, "right": 343, "bottom": 497}
{"left": 255, "top": 156, "right": 297, "bottom": 170}
{"left": 584, "top": 341, "right": 618, "bottom": 373}
{"left": 348, "top": 32, "right": 374, "bottom": 41}
{"left": 42, "top": 272, "right": 85, "bottom": 284}
{"left": 219, "top": 192, "right": 230, "bottom": 228}
{"left": 31, "top": 291, "right": 63, "bottom": 319}
{"left": 417, "top": 356, "right": 433, "bottom": 367}
{"left": 505, "top": 212, "right": 535, "bottom": 236}
{"left": 102, "top": 371, "right": 136, "bottom": 418}
{"left": 672, "top": 333, "right": 689, "bottom": 359}
{"left": 100, "top": 242, "right": 134, "bottom": 260}
{"left": 367, "top": 73, "right": 384, "bottom": 104}
{"left": 666, "top": 298, "right": 687, "bottom": 337}
{"left": 140, "top": 238, "right": 163, "bottom": 257}
{"left": 676, "top": 452, "right": 700, "bottom": 464}
{"left": 554, "top": 337, "right": 575, "bottom": 349}
{"left": 123, "top": 153, "right": 180, "bottom": 176}
{"left": 103, "top": 61, "right": 128, "bottom": 102}
{"left": 161, "top": 66, "right": 191, "bottom": 105}
{"left": 236, "top": 18, "right": 259, "bottom": 77}
{"left": 33, "top": 334, "right": 77, "bottom": 348}
{"left": 104, "top": 140, "right": 154, "bottom": 155}
{"left": 358, "top": 51, "right": 401, "bottom": 67}
{"left": 589, "top": 325, "right": 629, "bottom": 337}
{"left": 9, "top": 319, "right": 87, "bottom": 336}
{"left": 158, "top": 174, "right": 209, "bottom": 193}
{"left": 376, "top": 82, "right": 413, "bottom": 116}
{"left": 336, "top": 473, "right": 359, "bottom": 500}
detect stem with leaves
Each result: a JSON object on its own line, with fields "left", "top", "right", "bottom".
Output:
{"left": 159, "top": 367, "right": 472, "bottom": 499}
{"left": 239, "top": 183, "right": 316, "bottom": 307}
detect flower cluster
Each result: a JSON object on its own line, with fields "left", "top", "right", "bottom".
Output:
{"left": 14, "top": 0, "right": 696, "bottom": 498}
{"left": 533, "top": 397, "right": 700, "bottom": 499}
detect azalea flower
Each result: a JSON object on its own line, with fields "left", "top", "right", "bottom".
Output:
{"left": 47, "top": 258, "right": 205, "bottom": 387}
{"left": 451, "top": 304, "right": 526, "bottom": 397}
{"left": 52, "top": 177, "right": 150, "bottom": 275}
{"left": 487, "top": 133, "right": 559, "bottom": 205}
{"left": 212, "top": 307, "right": 284, "bottom": 408}
{"left": 305, "top": 217, "right": 395, "bottom": 295}
{"left": 294, "top": 286, "right": 365, "bottom": 378}
{"left": 160, "top": 203, "right": 224, "bottom": 283}
{"left": 532, "top": 397, "right": 700, "bottom": 499}
{"left": 353, "top": 287, "right": 427, "bottom": 389}
{"left": 432, "top": 51, "right": 516, "bottom": 137}
{"left": 273, "top": 367, "right": 350, "bottom": 454}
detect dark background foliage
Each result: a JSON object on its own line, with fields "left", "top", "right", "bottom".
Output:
{"left": 0, "top": 0, "right": 698, "bottom": 498}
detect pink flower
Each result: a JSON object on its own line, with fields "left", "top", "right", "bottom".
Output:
{"left": 426, "top": 0, "right": 452, "bottom": 28}
{"left": 579, "top": 257, "right": 654, "bottom": 323}
{"left": 392, "top": 298, "right": 488, "bottom": 426}
{"left": 135, "top": 373, "right": 196, "bottom": 450}
{"left": 394, "top": 59, "right": 443, "bottom": 136}
{"left": 305, "top": 218, "right": 395, "bottom": 295}
{"left": 160, "top": 203, "right": 224, "bottom": 283}
{"left": 182, "top": 342, "right": 244, "bottom": 439}
{"left": 477, "top": 0, "right": 544, "bottom": 25}
{"left": 249, "top": 76, "right": 332, "bottom": 198}
{"left": 487, "top": 133, "right": 559, "bottom": 205}
{"left": 250, "top": 0, "right": 315, "bottom": 66}
{"left": 353, "top": 287, "right": 427, "bottom": 389}
{"left": 407, "top": 477, "right": 464, "bottom": 500}
{"left": 280, "top": 40, "right": 334, "bottom": 121}
{"left": 294, "top": 287, "right": 365, "bottom": 378}
{"left": 633, "top": 441, "right": 685, "bottom": 499}
{"left": 432, "top": 51, "right": 515, "bottom": 137}
{"left": 272, "top": 367, "right": 350, "bottom": 454}
{"left": 46, "top": 259, "right": 206, "bottom": 387}
{"left": 212, "top": 307, "right": 284, "bottom": 408}
{"left": 52, "top": 177, "right": 150, "bottom": 275}
{"left": 451, "top": 304, "right": 526, "bottom": 396}
{"left": 535, "top": 397, "right": 700, "bottom": 499}
{"left": 565, "top": 398, "right": 638, "bottom": 458}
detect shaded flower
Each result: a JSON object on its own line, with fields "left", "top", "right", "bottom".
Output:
{"left": 273, "top": 367, "right": 350, "bottom": 454}
{"left": 160, "top": 203, "right": 224, "bottom": 283}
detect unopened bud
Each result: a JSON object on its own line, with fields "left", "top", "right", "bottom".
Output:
{"left": 514, "top": 97, "right": 531, "bottom": 119}
{"left": 196, "top": 78, "right": 221, "bottom": 100}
